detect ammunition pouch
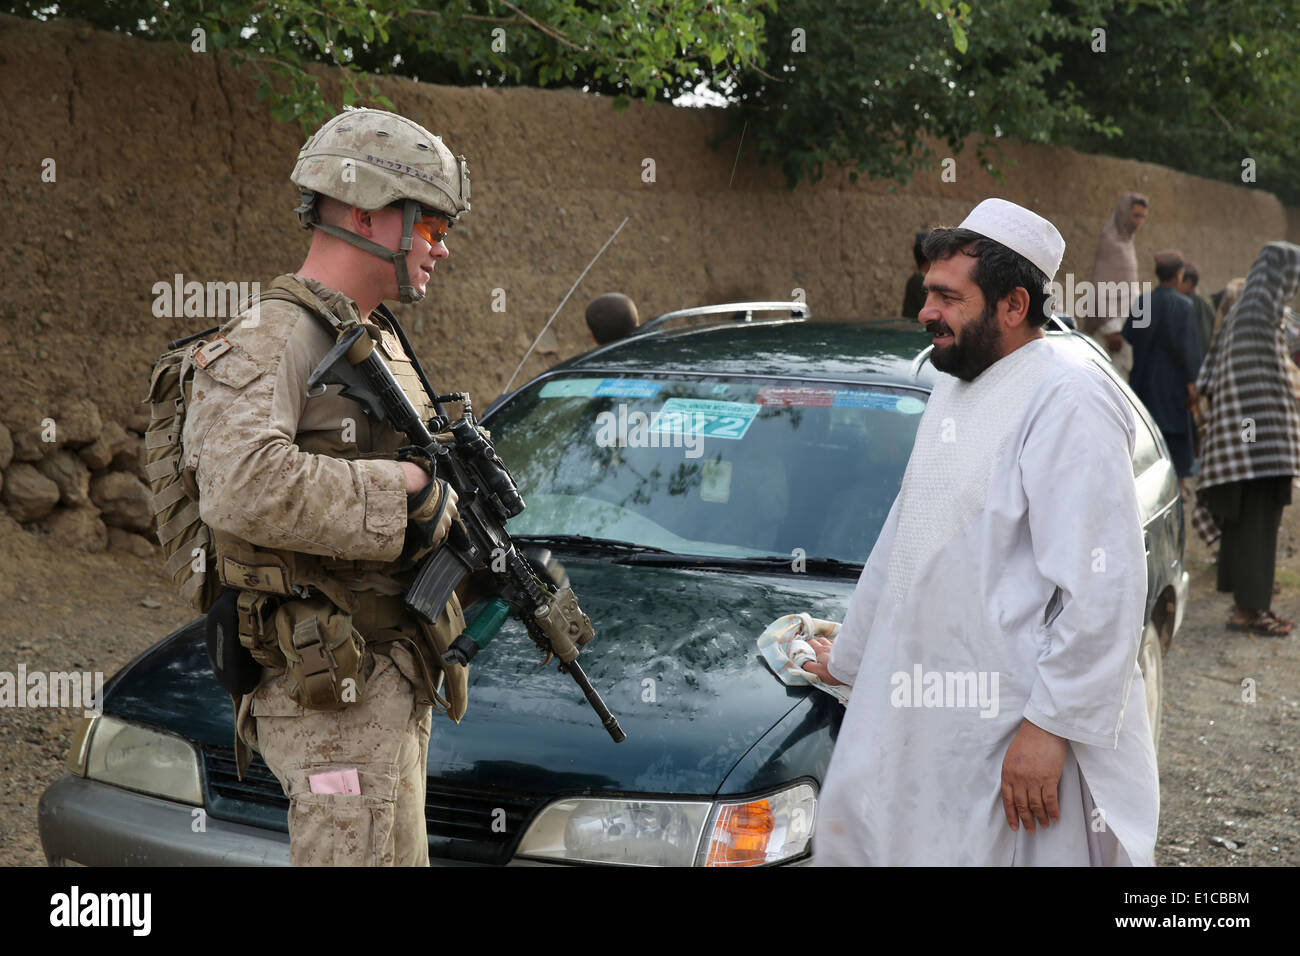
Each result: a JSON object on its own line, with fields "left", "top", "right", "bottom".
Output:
{"left": 274, "top": 598, "right": 368, "bottom": 711}
{"left": 211, "top": 515, "right": 470, "bottom": 718}
{"left": 236, "top": 591, "right": 283, "bottom": 668}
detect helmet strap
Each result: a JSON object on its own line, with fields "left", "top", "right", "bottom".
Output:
{"left": 308, "top": 199, "right": 424, "bottom": 304}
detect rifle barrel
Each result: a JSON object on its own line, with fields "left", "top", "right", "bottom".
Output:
{"left": 561, "top": 659, "right": 627, "bottom": 743}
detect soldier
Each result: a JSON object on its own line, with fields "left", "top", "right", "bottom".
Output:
{"left": 182, "top": 107, "right": 473, "bottom": 865}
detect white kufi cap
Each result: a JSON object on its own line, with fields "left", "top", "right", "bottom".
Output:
{"left": 958, "top": 198, "right": 1065, "bottom": 282}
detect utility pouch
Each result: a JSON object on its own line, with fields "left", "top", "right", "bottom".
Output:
{"left": 274, "top": 598, "right": 367, "bottom": 711}
{"left": 237, "top": 591, "right": 285, "bottom": 669}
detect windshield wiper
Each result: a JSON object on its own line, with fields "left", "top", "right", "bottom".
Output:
{"left": 511, "top": 534, "right": 676, "bottom": 555}
{"left": 615, "top": 553, "right": 862, "bottom": 576}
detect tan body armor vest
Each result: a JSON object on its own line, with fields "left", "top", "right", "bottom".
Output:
{"left": 186, "top": 275, "right": 469, "bottom": 777}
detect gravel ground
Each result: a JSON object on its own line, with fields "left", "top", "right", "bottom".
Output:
{"left": 0, "top": 492, "right": 1297, "bottom": 867}
{"left": 1153, "top": 495, "right": 1300, "bottom": 866}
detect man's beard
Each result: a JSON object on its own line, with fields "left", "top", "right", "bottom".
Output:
{"left": 928, "top": 303, "right": 1003, "bottom": 382}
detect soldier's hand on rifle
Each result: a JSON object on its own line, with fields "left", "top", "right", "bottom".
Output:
{"left": 400, "top": 477, "right": 460, "bottom": 569}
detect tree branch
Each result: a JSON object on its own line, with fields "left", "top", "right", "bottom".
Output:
{"left": 497, "top": 0, "right": 584, "bottom": 53}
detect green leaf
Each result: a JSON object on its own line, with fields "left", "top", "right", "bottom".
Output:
{"left": 950, "top": 22, "right": 967, "bottom": 54}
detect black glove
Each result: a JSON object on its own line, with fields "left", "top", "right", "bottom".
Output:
{"left": 399, "top": 476, "right": 458, "bottom": 569}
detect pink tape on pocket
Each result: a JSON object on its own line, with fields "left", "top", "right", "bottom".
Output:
{"left": 308, "top": 768, "right": 362, "bottom": 795}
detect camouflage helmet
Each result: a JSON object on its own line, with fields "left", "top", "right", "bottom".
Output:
{"left": 291, "top": 106, "right": 471, "bottom": 303}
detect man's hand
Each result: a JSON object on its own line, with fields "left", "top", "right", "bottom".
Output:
{"left": 1000, "top": 718, "right": 1068, "bottom": 833}
{"left": 800, "top": 635, "right": 845, "bottom": 686}
{"left": 1105, "top": 332, "right": 1124, "bottom": 353}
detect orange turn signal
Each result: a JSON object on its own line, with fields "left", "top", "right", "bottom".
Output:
{"left": 705, "top": 798, "right": 775, "bottom": 866}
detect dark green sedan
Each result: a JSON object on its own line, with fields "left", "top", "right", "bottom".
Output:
{"left": 39, "top": 304, "right": 1187, "bottom": 866}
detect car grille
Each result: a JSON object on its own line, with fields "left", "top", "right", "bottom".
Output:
{"left": 202, "top": 746, "right": 549, "bottom": 863}
{"left": 205, "top": 747, "right": 288, "bottom": 810}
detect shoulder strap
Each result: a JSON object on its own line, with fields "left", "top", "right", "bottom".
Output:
{"left": 231, "top": 276, "right": 362, "bottom": 340}
{"left": 377, "top": 303, "right": 447, "bottom": 419}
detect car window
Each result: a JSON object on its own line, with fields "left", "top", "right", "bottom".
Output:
{"left": 486, "top": 374, "right": 927, "bottom": 564}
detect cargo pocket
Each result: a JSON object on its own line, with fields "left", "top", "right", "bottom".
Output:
{"left": 200, "top": 341, "right": 263, "bottom": 389}
{"left": 287, "top": 792, "right": 396, "bottom": 866}
{"left": 362, "top": 465, "right": 407, "bottom": 537}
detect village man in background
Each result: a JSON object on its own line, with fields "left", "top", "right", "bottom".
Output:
{"left": 1124, "top": 250, "right": 1203, "bottom": 494}
{"left": 1178, "top": 262, "right": 1218, "bottom": 354}
{"left": 1089, "top": 191, "right": 1149, "bottom": 380}
{"left": 901, "top": 231, "right": 930, "bottom": 319}
{"left": 1195, "top": 242, "right": 1300, "bottom": 637}
{"left": 803, "top": 198, "right": 1159, "bottom": 866}
{"left": 585, "top": 292, "right": 640, "bottom": 345}
{"left": 183, "top": 107, "right": 473, "bottom": 865}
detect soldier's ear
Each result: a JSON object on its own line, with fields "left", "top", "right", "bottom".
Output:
{"left": 351, "top": 206, "right": 376, "bottom": 237}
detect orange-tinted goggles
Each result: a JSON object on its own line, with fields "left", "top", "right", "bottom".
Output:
{"left": 412, "top": 212, "right": 451, "bottom": 245}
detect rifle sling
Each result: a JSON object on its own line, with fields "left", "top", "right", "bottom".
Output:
{"left": 376, "top": 303, "right": 447, "bottom": 423}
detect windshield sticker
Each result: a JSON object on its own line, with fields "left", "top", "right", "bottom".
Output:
{"left": 896, "top": 396, "right": 926, "bottom": 414}
{"left": 539, "top": 378, "right": 600, "bottom": 398}
{"left": 539, "top": 378, "right": 662, "bottom": 400}
{"left": 651, "top": 398, "right": 760, "bottom": 440}
{"left": 831, "top": 391, "right": 926, "bottom": 413}
{"left": 700, "top": 460, "right": 732, "bottom": 503}
{"left": 757, "top": 386, "right": 836, "bottom": 407}
{"left": 593, "top": 378, "right": 662, "bottom": 399}
{"left": 755, "top": 386, "right": 926, "bottom": 413}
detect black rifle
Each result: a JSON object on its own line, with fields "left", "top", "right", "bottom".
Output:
{"left": 308, "top": 323, "right": 626, "bottom": 743}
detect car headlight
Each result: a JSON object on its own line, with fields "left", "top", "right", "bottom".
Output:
{"left": 516, "top": 797, "right": 712, "bottom": 866}
{"left": 83, "top": 715, "right": 204, "bottom": 806}
{"left": 514, "top": 783, "right": 817, "bottom": 866}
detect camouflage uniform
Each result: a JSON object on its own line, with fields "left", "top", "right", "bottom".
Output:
{"left": 184, "top": 274, "right": 466, "bottom": 866}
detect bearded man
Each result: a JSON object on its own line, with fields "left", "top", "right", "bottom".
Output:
{"left": 806, "top": 198, "right": 1159, "bottom": 866}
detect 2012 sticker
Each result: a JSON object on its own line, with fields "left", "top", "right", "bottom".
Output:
{"left": 650, "top": 398, "right": 760, "bottom": 440}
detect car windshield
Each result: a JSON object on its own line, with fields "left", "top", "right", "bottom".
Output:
{"left": 486, "top": 373, "right": 926, "bottom": 564}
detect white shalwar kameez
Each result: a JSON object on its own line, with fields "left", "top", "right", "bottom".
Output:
{"left": 814, "top": 337, "right": 1159, "bottom": 866}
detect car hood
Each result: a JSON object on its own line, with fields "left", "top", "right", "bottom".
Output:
{"left": 104, "top": 557, "right": 855, "bottom": 796}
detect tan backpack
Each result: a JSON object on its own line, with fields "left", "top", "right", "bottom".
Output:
{"left": 143, "top": 290, "right": 301, "bottom": 611}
